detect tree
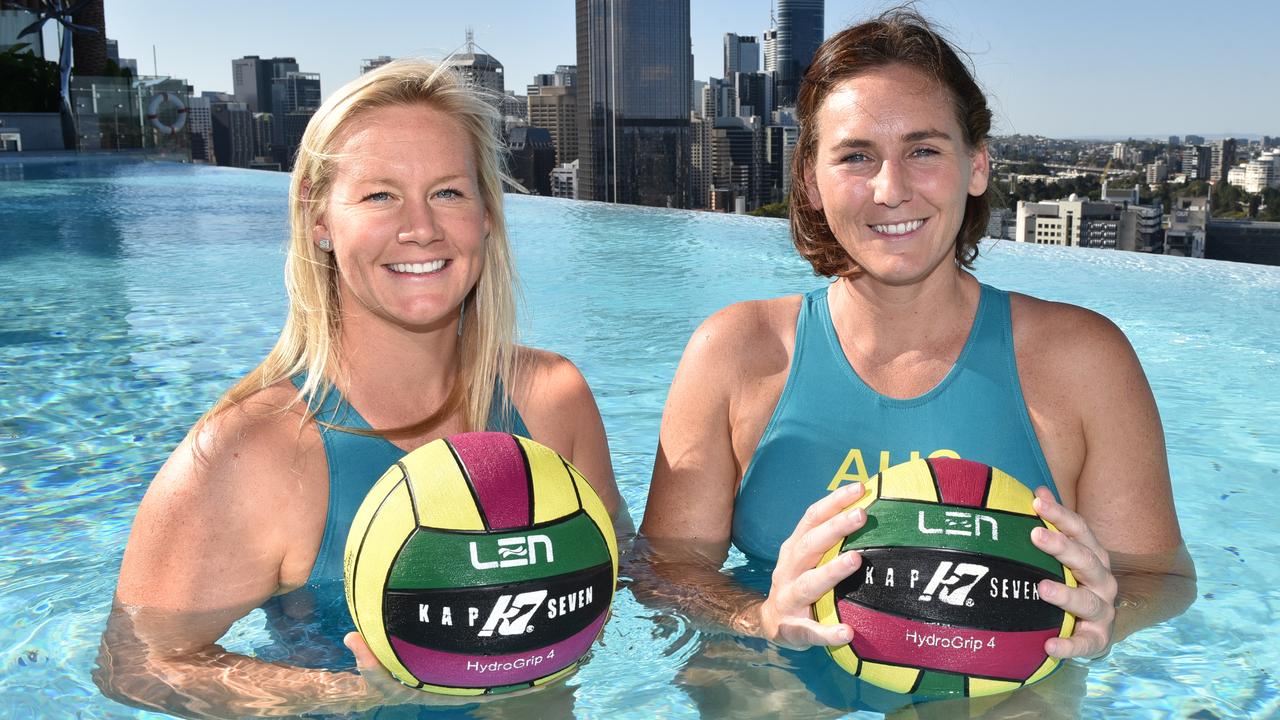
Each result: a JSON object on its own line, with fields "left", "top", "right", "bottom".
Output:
{"left": 1259, "top": 188, "right": 1280, "bottom": 222}
{"left": 748, "top": 201, "right": 788, "bottom": 218}
{"left": 0, "top": 44, "right": 59, "bottom": 112}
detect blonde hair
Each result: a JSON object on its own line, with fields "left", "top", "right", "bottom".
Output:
{"left": 203, "top": 59, "right": 519, "bottom": 435}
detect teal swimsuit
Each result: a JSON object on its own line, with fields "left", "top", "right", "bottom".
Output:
{"left": 291, "top": 376, "right": 530, "bottom": 583}
{"left": 731, "top": 283, "right": 1059, "bottom": 563}
{"left": 256, "top": 378, "right": 529, "bottom": 670}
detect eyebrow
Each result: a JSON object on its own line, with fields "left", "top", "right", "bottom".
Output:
{"left": 828, "top": 129, "right": 953, "bottom": 152}
{"left": 350, "top": 173, "right": 470, "bottom": 186}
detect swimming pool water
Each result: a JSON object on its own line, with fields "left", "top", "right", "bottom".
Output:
{"left": 1, "top": 160, "right": 1278, "bottom": 718}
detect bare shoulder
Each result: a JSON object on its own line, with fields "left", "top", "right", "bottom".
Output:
{"left": 510, "top": 345, "right": 593, "bottom": 413}
{"left": 118, "top": 381, "right": 326, "bottom": 609}
{"left": 1009, "top": 292, "right": 1141, "bottom": 374}
{"left": 509, "top": 346, "right": 623, "bottom": 518}
{"left": 174, "top": 382, "right": 320, "bottom": 497}
{"left": 683, "top": 295, "right": 803, "bottom": 382}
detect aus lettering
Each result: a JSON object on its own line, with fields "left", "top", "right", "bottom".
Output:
{"left": 827, "top": 449, "right": 960, "bottom": 491}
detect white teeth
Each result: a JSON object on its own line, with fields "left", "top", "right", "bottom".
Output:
{"left": 389, "top": 260, "right": 446, "bottom": 274}
{"left": 872, "top": 219, "right": 925, "bottom": 235}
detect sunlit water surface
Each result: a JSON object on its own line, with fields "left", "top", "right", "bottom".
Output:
{"left": 1, "top": 161, "right": 1277, "bottom": 718}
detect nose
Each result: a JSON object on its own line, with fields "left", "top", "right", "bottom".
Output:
{"left": 869, "top": 158, "right": 911, "bottom": 208}
{"left": 398, "top": 198, "right": 442, "bottom": 245}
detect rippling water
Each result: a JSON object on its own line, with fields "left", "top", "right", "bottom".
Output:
{"left": 1, "top": 160, "right": 1278, "bottom": 718}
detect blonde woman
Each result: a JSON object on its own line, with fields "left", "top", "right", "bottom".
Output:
{"left": 96, "top": 60, "right": 626, "bottom": 715}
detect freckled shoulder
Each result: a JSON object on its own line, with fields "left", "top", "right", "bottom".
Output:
{"left": 117, "top": 381, "right": 329, "bottom": 610}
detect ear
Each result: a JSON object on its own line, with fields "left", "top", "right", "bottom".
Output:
{"left": 968, "top": 141, "right": 990, "bottom": 197}
{"left": 313, "top": 218, "right": 330, "bottom": 246}
{"left": 802, "top": 160, "right": 824, "bottom": 212}
{"left": 483, "top": 207, "right": 492, "bottom": 239}
{"left": 302, "top": 180, "right": 331, "bottom": 246}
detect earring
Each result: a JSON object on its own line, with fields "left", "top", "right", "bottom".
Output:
{"left": 316, "top": 236, "right": 332, "bottom": 252}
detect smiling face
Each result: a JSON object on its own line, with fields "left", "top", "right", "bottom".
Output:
{"left": 803, "top": 64, "right": 989, "bottom": 287}
{"left": 314, "top": 103, "right": 489, "bottom": 334}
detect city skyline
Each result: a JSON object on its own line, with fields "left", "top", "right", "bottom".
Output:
{"left": 97, "top": 0, "right": 1279, "bottom": 139}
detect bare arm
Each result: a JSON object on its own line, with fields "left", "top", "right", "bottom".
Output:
{"left": 94, "top": 405, "right": 405, "bottom": 718}
{"left": 636, "top": 306, "right": 865, "bottom": 648}
{"left": 516, "top": 348, "right": 632, "bottom": 533}
{"left": 1018, "top": 302, "right": 1196, "bottom": 659}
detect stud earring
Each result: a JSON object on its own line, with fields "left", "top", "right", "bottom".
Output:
{"left": 316, "top": 237, "right": 332, "bottom": 252}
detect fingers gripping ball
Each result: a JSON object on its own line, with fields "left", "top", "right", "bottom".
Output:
{"left": 813, "top": 457, "right": 1076, "bottom": 697}
{"left": 344, "top": 432, "right": 618, "bottom": 695}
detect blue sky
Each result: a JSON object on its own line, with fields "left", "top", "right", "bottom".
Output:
{"left": 100, "top": 0, "right": 1279, "bottom": 139}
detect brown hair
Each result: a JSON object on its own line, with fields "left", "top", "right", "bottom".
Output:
{"left": 790, "top": 7, "right": 993, "bottom": 277}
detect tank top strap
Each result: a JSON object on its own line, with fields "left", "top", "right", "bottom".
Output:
{"left": 290, "top": 372, "right": 530, "bottom": 585}
{"left": 796, "top": 284, "right": 853, "bottom": 384}
{"left": 958, "top": 283, "right": 1012, "bottom": 377}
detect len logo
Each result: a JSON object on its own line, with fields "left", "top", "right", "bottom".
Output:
{"left": 469, "top": 534, "right": 555, "bottom": 570}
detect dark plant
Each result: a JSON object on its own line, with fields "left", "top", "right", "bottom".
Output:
{"left": 8, "top": 0, "right": 99, "bottom": 149}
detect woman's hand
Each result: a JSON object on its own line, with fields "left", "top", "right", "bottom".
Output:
{"left": 750, "top": 482, "right": 869, "bottom": 650}
{"left": 343, "top": 632, "right": 420, "bottom": 708}
{"left": 1031, "top": 486, "right": 1118, "bottom": 660}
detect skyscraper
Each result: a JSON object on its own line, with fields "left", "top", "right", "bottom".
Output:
{"left": 775, "top": 0, "right": 824, "bottom": 107}
{"left": 1210, "top": 138, "right": 1237, "bottom": 184}
{"left": 271, "top": 71, "right": 321, "bottom": 169}
{"left": 724, "top": 33, "right": 760, "bottom": 75}
{"left": 528, "top": 70, "right": 578, "bottom": 165}
{"left": 232, "top": 56, "right": 297, "bottom": 113}
{"left": 762, "top": 28, "right": 779, "bottom": 74}
{"left": 576, "top": 0, "right": 692, "bottom": 208}
{"left": 454, "top": 30, "right": 504, "bottom": 100}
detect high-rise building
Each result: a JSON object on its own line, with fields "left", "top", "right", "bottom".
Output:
{"left": 765, "top": 121, "right": 798, "bottom": 201}
{"left": 551, "top": 159, "right": 580, "bottom": 199}
{"left": 251, "top": 112, "right": 275, "bottom": 168}
{"left": 576, "top": 0, "right": 691, "bottom": 207}
{"left": 735, "top": 71, "right": 774, "bottom": 118}
{"left": 454, "top": 30, "right": 504, "bottom": 100}
{"left": 500, "top": 91, "right": 528, "bottom": 122}
{"left": 1183, "top": 145, "right": 1211, "bottom": 182}
{"left": 554, "top": 65, "right": 577, "bottom": 87}
{"left": 528, "top": 73, "right": 578, "bottom": 165}
{"left": 1184, "top": 134, "right": 1205, "bottom": 146}
{"left": 1167, "top": 135, "right": 1181, "bottom": 148}
{"left": 704, "top": 76, "right": 736, "bottom": 120}
{"left": 724, "top": 33, "right": 760, "bottom": 75}
{"left": 271, "top": 71, "right": 321, "bottom": 169}
{"left": 710, "top": 116, "right": 763, "bottom": 212}
{"left": 775, "top": 0, "right": 824, "bottom": 107}
{"left": 1146, "top": 159, "right": 1168, "bottom": 184}
{"left": 232, "top": 56, "right": 297, "bottom": 113}
{"left": 1016, "top": 194, "right": 1161, "bottom": 253}
{"left": 210, "top": 100, "right": 253, "bottom": 168}
{"left": 1242, "top": 151, "right": 1280, "bottom": 193}
{"left": 762, "top": 28, "right": 779, "bottom": 74}
{"left": 507, "top": 126, "right": 556, "bottom": 196}
{"left": 186, "top": 95, "right": 214, "bottom": 163}
{"left": 1210, "top": 138, "right": 1237, "bottom": 184}
{"left": 1165, "top": 197, "right": 1208, "bottom": 257}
